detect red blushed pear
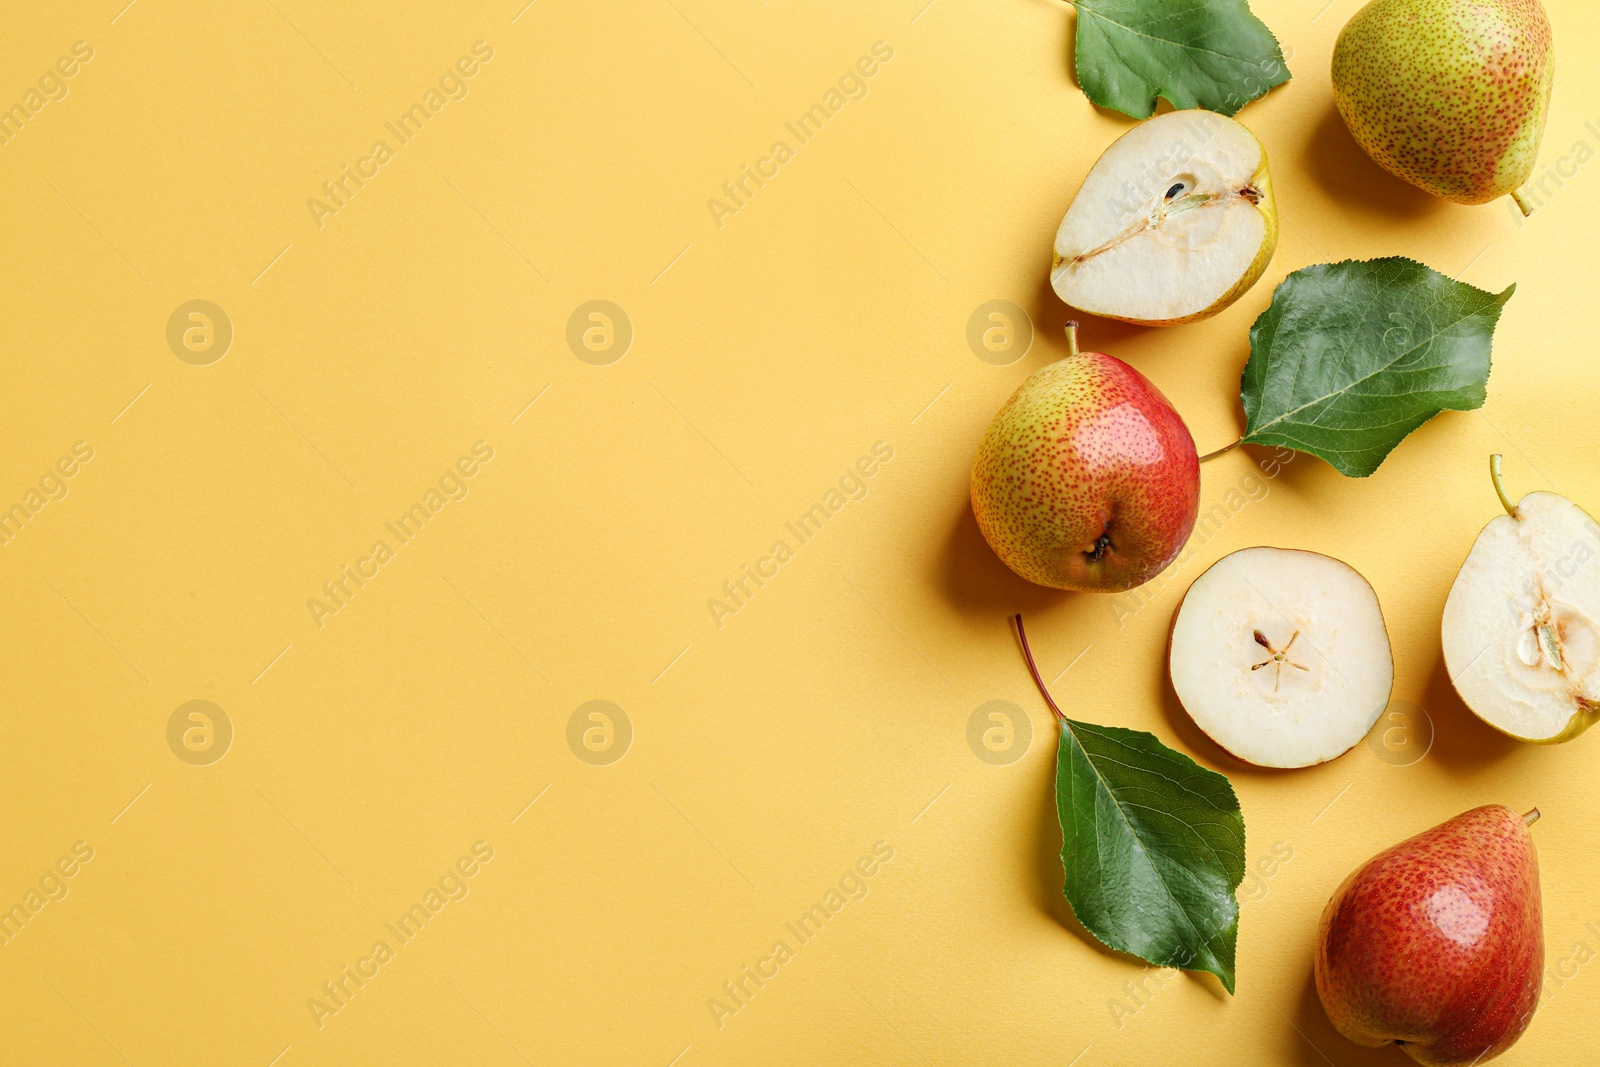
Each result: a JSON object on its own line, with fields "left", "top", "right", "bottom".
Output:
{"left": 970, "top": 324, "right": 1200, "bottom": 592}
{"left": 1316, "top": 805, "right": 1545, "bottom": 1066}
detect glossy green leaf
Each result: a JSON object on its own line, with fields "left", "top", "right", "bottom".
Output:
{"left": 1241, "top": 258, "right": 1514, "bottom": 477}
{"left": 1071, "top": 0, "right": 1290, "bottom": 118}
{"left": 1055, "top": 718, "right": 1245, "bottom": 992}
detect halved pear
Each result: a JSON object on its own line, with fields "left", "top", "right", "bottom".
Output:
{"left": 1169, "top": 547, "right": 1393, "bottom": 768}
{"left": 1442, "top": 456, "right": 1600, "bottom": 743}
{"left": 1051, "top": 109, "right": 1278, "bottom": 326}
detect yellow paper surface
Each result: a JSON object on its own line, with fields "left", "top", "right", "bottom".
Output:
{"left": 2, "top": 0, "right": 1597, "bottom": 1063}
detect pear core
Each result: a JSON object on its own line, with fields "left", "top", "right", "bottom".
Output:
{"left": 1051, "top": 109, "right": 1277, "bottom": 326}
{"left": 1442, "top": 463, "right": 1600, "bottom": 743}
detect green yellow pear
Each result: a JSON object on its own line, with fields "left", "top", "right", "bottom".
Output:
{"left": 1332, "top": 0, "right": 1554, "bottom": 211}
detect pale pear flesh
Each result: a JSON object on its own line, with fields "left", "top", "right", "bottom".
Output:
{"left": 1443, "top": 490, "right": 1600, "bottom": 743}
{"left": 1169, "top": 547, "right": 1393, "bottom": 768}
{"left": 1051, "top": 110, "right": 1278, "bottom": 326}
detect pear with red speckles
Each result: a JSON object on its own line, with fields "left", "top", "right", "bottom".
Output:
{"left": 1316, "top": 805, "right": 1545, "bottom": 1066}
{"left": 1332, "top": 0, "right": 1554, "bottom": 213}
{"left": 970, "top": 323, "right": 1199, "bottom": 592}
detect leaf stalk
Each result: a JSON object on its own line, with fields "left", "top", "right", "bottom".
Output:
{"left": 1014, "top": 614, "right": 1069, "bottom": 724}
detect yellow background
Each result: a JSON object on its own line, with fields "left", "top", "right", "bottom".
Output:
{"left": 1, "top": 0, "right": 1596, "bottom": 1063}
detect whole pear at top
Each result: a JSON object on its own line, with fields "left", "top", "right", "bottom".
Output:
{"left": 1332, "top": 0, "right": 1553, "bottom": 210}
{"left": 970, "top": 325, "right": 1198, "bottom": 592}
{"left": 1316, "top": 805, "right": 1544, "bottom": 1066}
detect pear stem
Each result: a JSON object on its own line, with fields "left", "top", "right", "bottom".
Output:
{"left": 1013, "top": 614, "right": 1069, "bottom": 725}
{"left": 1523, "top": 808, "right": 1540, "bottom": 827}
{"left": 1200, "top": 439, "right": 1242, "bottom": 462}
{"left": 1065, "top": 321, "right": 1080, "bottom": 359}
{"left": 1490, "top": 454, "right": 1519, "bottom": 518}
{"left": 1511, "top": 188, "right": 1534, "bottom": 218}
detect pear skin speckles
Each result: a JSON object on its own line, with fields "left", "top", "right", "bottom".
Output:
{"left": 1315, "top": 805, "right": 1544, "bottom": 1065}
{"left": 970, "top": 351, "right": 1199, "bottom": 592}
{"left": 1332, "top": 0, "right": 1554, "bottom": 205}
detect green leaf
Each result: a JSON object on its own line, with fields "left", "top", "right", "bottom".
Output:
{"left": 1241, "top": 258, "right": 1515, "bottom": 477}
{"left": 1071, "top": 0, "right": 1290, "bottom": 118}
{"left": 1055, "top": 718, "right": 1245, "bottom": 992}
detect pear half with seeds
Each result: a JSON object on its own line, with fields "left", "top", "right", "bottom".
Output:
{"left": 1051, "top": 109, "right": 1278, "bottom": 327}
{"left": 1443, "top": 455, "right": 1600, "bottom": 743}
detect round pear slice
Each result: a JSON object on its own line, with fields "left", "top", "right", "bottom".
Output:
{"left": 1442, "top": 456, "right": 1600, "bottom": 743}
{"left": 1051, "top": 109, "right": 1278, "bottom": 326}
{"left": 1169, "top": 547, "right": 1393, "bottom": 768}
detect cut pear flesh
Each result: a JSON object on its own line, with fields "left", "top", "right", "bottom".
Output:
{"left": 1051, "top": 109, "right": 1277, "bottom": 326}
{"left": 1169, "top": 547, "right": 1393, "bottom": 768}
{"left": 1443, "top": 489, "right": 1600, "bottom": 743}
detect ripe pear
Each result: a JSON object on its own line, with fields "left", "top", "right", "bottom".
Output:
{"left": 1316, "top": 805, "right": 1544, "bottom": 1065}
{"left": 1051, "top": 109, "right": 1278, "bottom": 325}
{"left": 1331, "top": 0, "right": 1554, "bottom": 210}
{"left": 1442, "top": 455, "right": 1600, "bottom": 742}
{"left": 970, "top": 324, "right": 1199, "bottom": 592}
